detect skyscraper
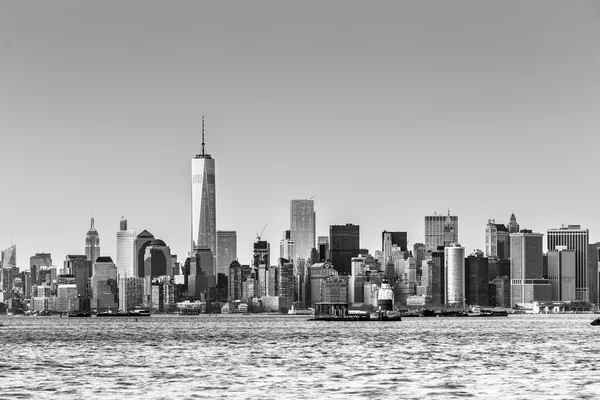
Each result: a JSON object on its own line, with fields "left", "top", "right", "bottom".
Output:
{"left": 1, "top": 244, "right": 17, "bottom": 295}
{"left": 329, "top": 224, "right": 360, "bottom": 275}
{"left": 547, "top": 225, "right": 591, "bottom": 302}
{"left": 445, "top": 244, "right": 465, "bottom": 306}
{"left": 510, "top": 232, "right": 550, "bottom": 305}
{"left": 382, "top": 231, "right": 408, "bottom": 254}
{"left": 134, "top": 230, "right": 155, "bottom": 277}
{"left": 317, "top": 236, "right": 329, "bottom": 263}
{"left": 117, "top": 217, "right": 136, "bottom": 279}
{"left": 85, "top": 217, "right": 100, "bottom": 267}
{"left": 508, "top": 213, "right": 520, "bottom": 233}
{"left": 485, "top": 220, "right": 510, "bottom": 259}
{"left": 547, "top": 247, "right": 576, "bottom": 301}
{"left": 216, "top": 231, "right": 237, "bottom": 278}
{"left": 144, "top": 239, "right": 173, "bottom": 278}
{"left": 290, "top": 199, "right": 316, "bottom": 261}
{"left": 280, "top": 230, "right": 295, "bottom": 262}
{"left": 1, "top": 244, "right": 16, "bottom": 269}
{"left": 464, "top": 250, "right": 489, "bottom": 306}
{"left": 425, "top": 212, "right": 458, "bottom": 252}
{"left": 191, "top": 117, "right": 216, "bottom": 257}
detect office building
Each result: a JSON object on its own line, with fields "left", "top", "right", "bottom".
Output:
{"left": 547, "top": 225, "right": 591, "bottom": 302}
{"left": 144, "top": 239, "right": 173, "bottom": 278}
{"left": 91, "top": 256, "right": 118, "bottom": 311}
{"left": 117, "top": 217, "right": 136, "bottom": 279}
{"left": 191, "top": 116, "right": 216, "bottom": 257}
{"left": 330, "top": 224, "right": 359, "bottom": 275}
{"left": 464, "top": 251, "right": 489, "bottom": 306}
{"left": 508, "top": 213, "right": 520, "bottom": 233}
{"left": 425, "top": 212, "right": 458, "bottom": 252}
{"left": 216, "top": 231, "right": 237, "bottom": 278}
{"left": 547, "top": 247, "right": 576, "bottom": 301}
{"left": 445, "top": 244, "right": 465, "bottom": 306}
{"left": 485, "top": 220, "right": 510, "bottom": 259}
{"left": 134, "top": 230, "right": 155, "bottom": 277}
{"left": 510, "top": 232, "right": 551, "bottom": 305}
{"left": 317, "top": 236, "right": 329, "bottom": 263}
{"left": 280, "top": 230, "right": 295, "bottom": 262}
{"left": 382, "top": 231, "right": 408, "bottom": 257}
{"left": 228, "top": 260, "right": 251, "bottom": 302}
{"left": 29, "top": 252, "right": 51, "bottom": 284}
{"left": 85, "top": 218, "right": 100, "bottom": 268}
{"left": 290, "top": 199, "right": 316, "bottom": 261}
{"left": 278, "top": 261, "right": 294, "bottom": 310}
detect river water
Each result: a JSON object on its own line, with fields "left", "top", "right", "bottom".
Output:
{"left": 1, "top": 314, "right": 599, "bottom": 399}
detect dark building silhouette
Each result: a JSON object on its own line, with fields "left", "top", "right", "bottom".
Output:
{"left": 432, "top": 246, "right": 445, "bottom": 304}
{"left": 464, "top": 251, "right": 489, "bottom": 307}
{"left": 143, "top": 239, "right": 172, "bottom": 278}
{"left": 382, "top": 231, "right": 408, "bottom": 252}
{"left": 134, "top": 230, "right": 155, "bottom": 277}
{"left": 330, "top": 224, "right": 360, "bottom": 275}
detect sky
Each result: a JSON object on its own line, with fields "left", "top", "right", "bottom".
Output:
{"left": 1, "top": 1, "right": 599, "bottom": 268}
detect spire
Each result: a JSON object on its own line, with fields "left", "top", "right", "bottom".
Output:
{"left": 201, "top": 115, "right": 206, "bottom": 156}
{"left": 90, "top": 217, "right": 95, "bottom": 230}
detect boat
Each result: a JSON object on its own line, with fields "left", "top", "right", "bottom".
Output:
{"left": 68, "top": 312, "right": 91, "bottom": 318}
{"left": 591, "top": 318, "right": 600, "bottom": 326}
{"left": 96, "top": 310, "right": 151, "bottom": 317}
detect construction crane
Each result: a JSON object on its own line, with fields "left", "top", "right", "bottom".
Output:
{"left": 256, "top": 224, "right": 268, "bottom": 241}
{"left": 309, "top": 195, "right": 315, "bottom": 200}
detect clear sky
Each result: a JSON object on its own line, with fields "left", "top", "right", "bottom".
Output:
{"left": 1, "top": 1, "right": 599, "bottom": 268}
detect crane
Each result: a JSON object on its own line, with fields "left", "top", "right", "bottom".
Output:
{"left": 309, "top": 195, "right": 315, "bottom": 200}
{"left": 256, "top": 224, "right": 268, "bottom": 241}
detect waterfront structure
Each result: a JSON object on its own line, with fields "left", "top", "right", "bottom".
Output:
{"left": 309, "top": 262, "right": 338, "bottom": 307}
{"left": 191, "top": 117, "right": 216, "bottom": 257}
{"left": 329, "top": 224, "right": 359, "bottom": 275}
{"left": 510, "top": 232, "right": 551, "bottom": 305}
{"left": 464, "top": 250, "right": 489, "bottom": 306}
{"left": 134, "top": 230, "right": 155, "bottom": 277}
{"left": 91, "top": 256, "right": 118, "bottom": 311}
{"left": 485, "top": 220, "right": 510, "bottom": 259}
{"left": 547, "top": 246, "right": 576, "bottom": 301}
{"left": 321, "top": 275, "right": 348, "bottom": 303}
{"left": 425, "top": 212, "right": 458, "bottom": 252}
{"left": 547, "top": 225, "right": 593, "bottom": 302}
{"left": 445, "top": 244, "right": 465, "bottom": 306}
{"left": 216, "top": 231, "right": 237, "bottom": 278}
{"left": 290, "top": 199, "right": 316, "bottom": 261}
{"left": 377, "top": 278, "right": 394, "bottom": 310}
{"left": 117, "top": 217, "right": 136, "bottom": 279}
{"left": 85, "top": 218, "right": 100, "bottom": 268}
{"left": 144, "top": 239, "right": 173, "bottom": 278}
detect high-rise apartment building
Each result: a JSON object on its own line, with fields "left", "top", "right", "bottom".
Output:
{"left": 85, "top": 218, "right": 100, "bottom": 268}
{"left": 510, "top": 232, "right": 550, "bottom": 305}
{"left": 547, "top": 225, "right": 591, "bottom": 302}
{"left": 445, "top": 244, "right": 465, "bottom": 306}
{"left": 290, "top": 199, "right": 316, "bottom": 261}
{"left": 425, "top": 212, "right": 458, "bottom": 252}
{"left": 117, "top": 217, "right": 136, "bottom": 279}
{"left": 485, "top": 220, "right": 510, "bottom": 259}
{"left": 330, "top": 224, "right": 360, "bottom": 276}
{"left": 191, "top": 117, "right": 216, "bottom": 257}
{"left": 216, "top": 231, "right": 237, "bottom": 278}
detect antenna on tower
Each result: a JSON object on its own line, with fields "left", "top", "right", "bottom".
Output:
{"left": 201, "top": 115, "right": 206, "bottom": 156}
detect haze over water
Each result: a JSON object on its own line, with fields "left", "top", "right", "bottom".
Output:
{"left": 1, "top": 314, "right": 599, "bottom": 399}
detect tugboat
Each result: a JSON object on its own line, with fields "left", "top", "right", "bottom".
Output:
{"left": 591, "top": 317, "right": 600, "bottom": 326}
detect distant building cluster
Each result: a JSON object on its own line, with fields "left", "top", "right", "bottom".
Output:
{"left": 1, "top": 120, "right": 599, "bottom": 315}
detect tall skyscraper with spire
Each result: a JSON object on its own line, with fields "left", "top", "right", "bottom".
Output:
{"left": 191, "top": 116, "right": 217, "bottom": 256}
{"left": 85, "top": 217, "right": 100, "bottom": 267}
{"left": 508, "top": 213, "right": 520, "bottom": 233}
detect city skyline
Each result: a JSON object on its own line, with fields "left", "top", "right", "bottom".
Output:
{"left": 1, "top": 2, "right": 599, "bottom": 266}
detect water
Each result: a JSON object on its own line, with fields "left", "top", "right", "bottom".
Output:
{"left": 1, "top": 314, "right": 599, "bottom": 399}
